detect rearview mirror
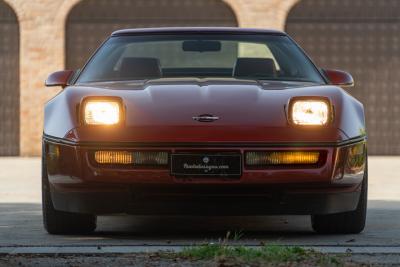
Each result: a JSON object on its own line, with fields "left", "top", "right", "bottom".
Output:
{"left": 45, "top": 70, "right": 74, "bottom": 88}
{"left": 322, "top": 69, "right": 354, "bottom": 87}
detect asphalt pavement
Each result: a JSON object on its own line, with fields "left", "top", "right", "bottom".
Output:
{"left": 0, "top": 157, "right": 399, "bottom": 260}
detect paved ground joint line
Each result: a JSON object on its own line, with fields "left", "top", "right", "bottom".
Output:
{"left": 1, "top": 245, "right": 400, "bottom": 255}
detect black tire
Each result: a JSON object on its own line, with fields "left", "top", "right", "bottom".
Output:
{"left": 311, "top": 167, "right": 367, "bottom": 234}
{"left": 42, "top": 144, "right": 97, "bottom": 234}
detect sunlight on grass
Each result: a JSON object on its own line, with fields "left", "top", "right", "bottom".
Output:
{"left": 177, "top": 231, "right": 342, "bottom": 266}
{"left": 180, "top": 244, "right": 341, "bottom": 266}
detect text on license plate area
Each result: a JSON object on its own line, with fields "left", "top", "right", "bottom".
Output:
{"left": 170, "top": 153, "right": 242, "bottom": 177}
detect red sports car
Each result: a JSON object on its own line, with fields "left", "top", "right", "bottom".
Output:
{"left": 43, "top": 27, "right": 367, "bottom": 235}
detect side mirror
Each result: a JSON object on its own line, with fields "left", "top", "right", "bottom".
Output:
{"left": 45, "top": 70, "right": 74, "bottom": 88}
{"left": 322, "top": 69, "right": 354, "bottom": 87}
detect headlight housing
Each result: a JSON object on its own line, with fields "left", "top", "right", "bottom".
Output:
{"left": 82, "top": 97, "right": 124, "bottom": 125}
{"left": 288, "top": 97, "right": 332, "bottom": 126}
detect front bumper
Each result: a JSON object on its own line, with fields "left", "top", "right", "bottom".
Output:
{"left": 43, "top": 135, "right": 366, "bottom": 215}
{"left": 50, "top": 185, "right": 361, "bottom": 215}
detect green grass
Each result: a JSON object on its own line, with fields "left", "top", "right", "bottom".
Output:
{"left": 178, "top": 242, "right": 341, "bottom": 266}
{"left": 162, "top": 231, "right": 342, "bottom": 266}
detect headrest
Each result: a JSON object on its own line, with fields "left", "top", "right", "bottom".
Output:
{"left": 233, "top": 58, "right": 277, "bottom": 78}
{"left": 119, "top": 57, "right": 162, "bottom": 79}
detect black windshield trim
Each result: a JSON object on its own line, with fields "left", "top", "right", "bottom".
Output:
{"left": 112, "top": 27, "right": 286, "bottom": 37}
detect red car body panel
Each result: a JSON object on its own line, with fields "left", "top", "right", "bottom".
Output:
{"left": 43, "top": 28, "right": 366, "bottom": 216}
{"left": 45, "top": 79, "right": 364, "bottom": 141}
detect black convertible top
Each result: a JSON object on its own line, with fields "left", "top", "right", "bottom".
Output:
{"left": 111, "top": 27, "right": 286, "bottom": 36}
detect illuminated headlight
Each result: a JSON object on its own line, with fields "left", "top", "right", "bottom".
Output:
{"left": 290, "top": 99, "right": 331, "bottom": 126}
{"left": 83, "top": 99, "right": 122, "bottom": 125}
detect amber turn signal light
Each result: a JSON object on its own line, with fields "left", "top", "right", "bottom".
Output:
{"left": 94, "top": 151, "right": 169, "bottom": 166}
{"left": 246, "top": 151, "right": 320, "bottom": 166}
{"left": 95, "top": 151, "right": 133, "bottom": 164}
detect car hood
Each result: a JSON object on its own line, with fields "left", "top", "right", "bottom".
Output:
{"left": 46, "top": 78, "right": 356, "bottom": 143}
{"left": 74, "top": 78, "right": 325, "bottom": 126}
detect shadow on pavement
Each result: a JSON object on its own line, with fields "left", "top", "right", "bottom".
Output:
{"left": 0, "top": 200, "right": 399, "bottom": 246}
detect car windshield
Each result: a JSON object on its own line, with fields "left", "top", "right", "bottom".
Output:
{"left": 76, "top": 34, "right": 325, "bottom": 84}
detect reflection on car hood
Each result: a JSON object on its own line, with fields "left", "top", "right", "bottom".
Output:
{"left": 76, "top": 77, "right": 321, "bottom": 91}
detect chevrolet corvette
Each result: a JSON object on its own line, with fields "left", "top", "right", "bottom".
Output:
{"left": 43, "top": 28, "right": 367, "bottom": 235}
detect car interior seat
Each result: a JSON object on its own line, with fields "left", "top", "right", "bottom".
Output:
{"left": 119, "top": 57, "right": 162, "bottom": 79}
{"left": 233, "top": 58, "right": 277, "bottom": 78}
